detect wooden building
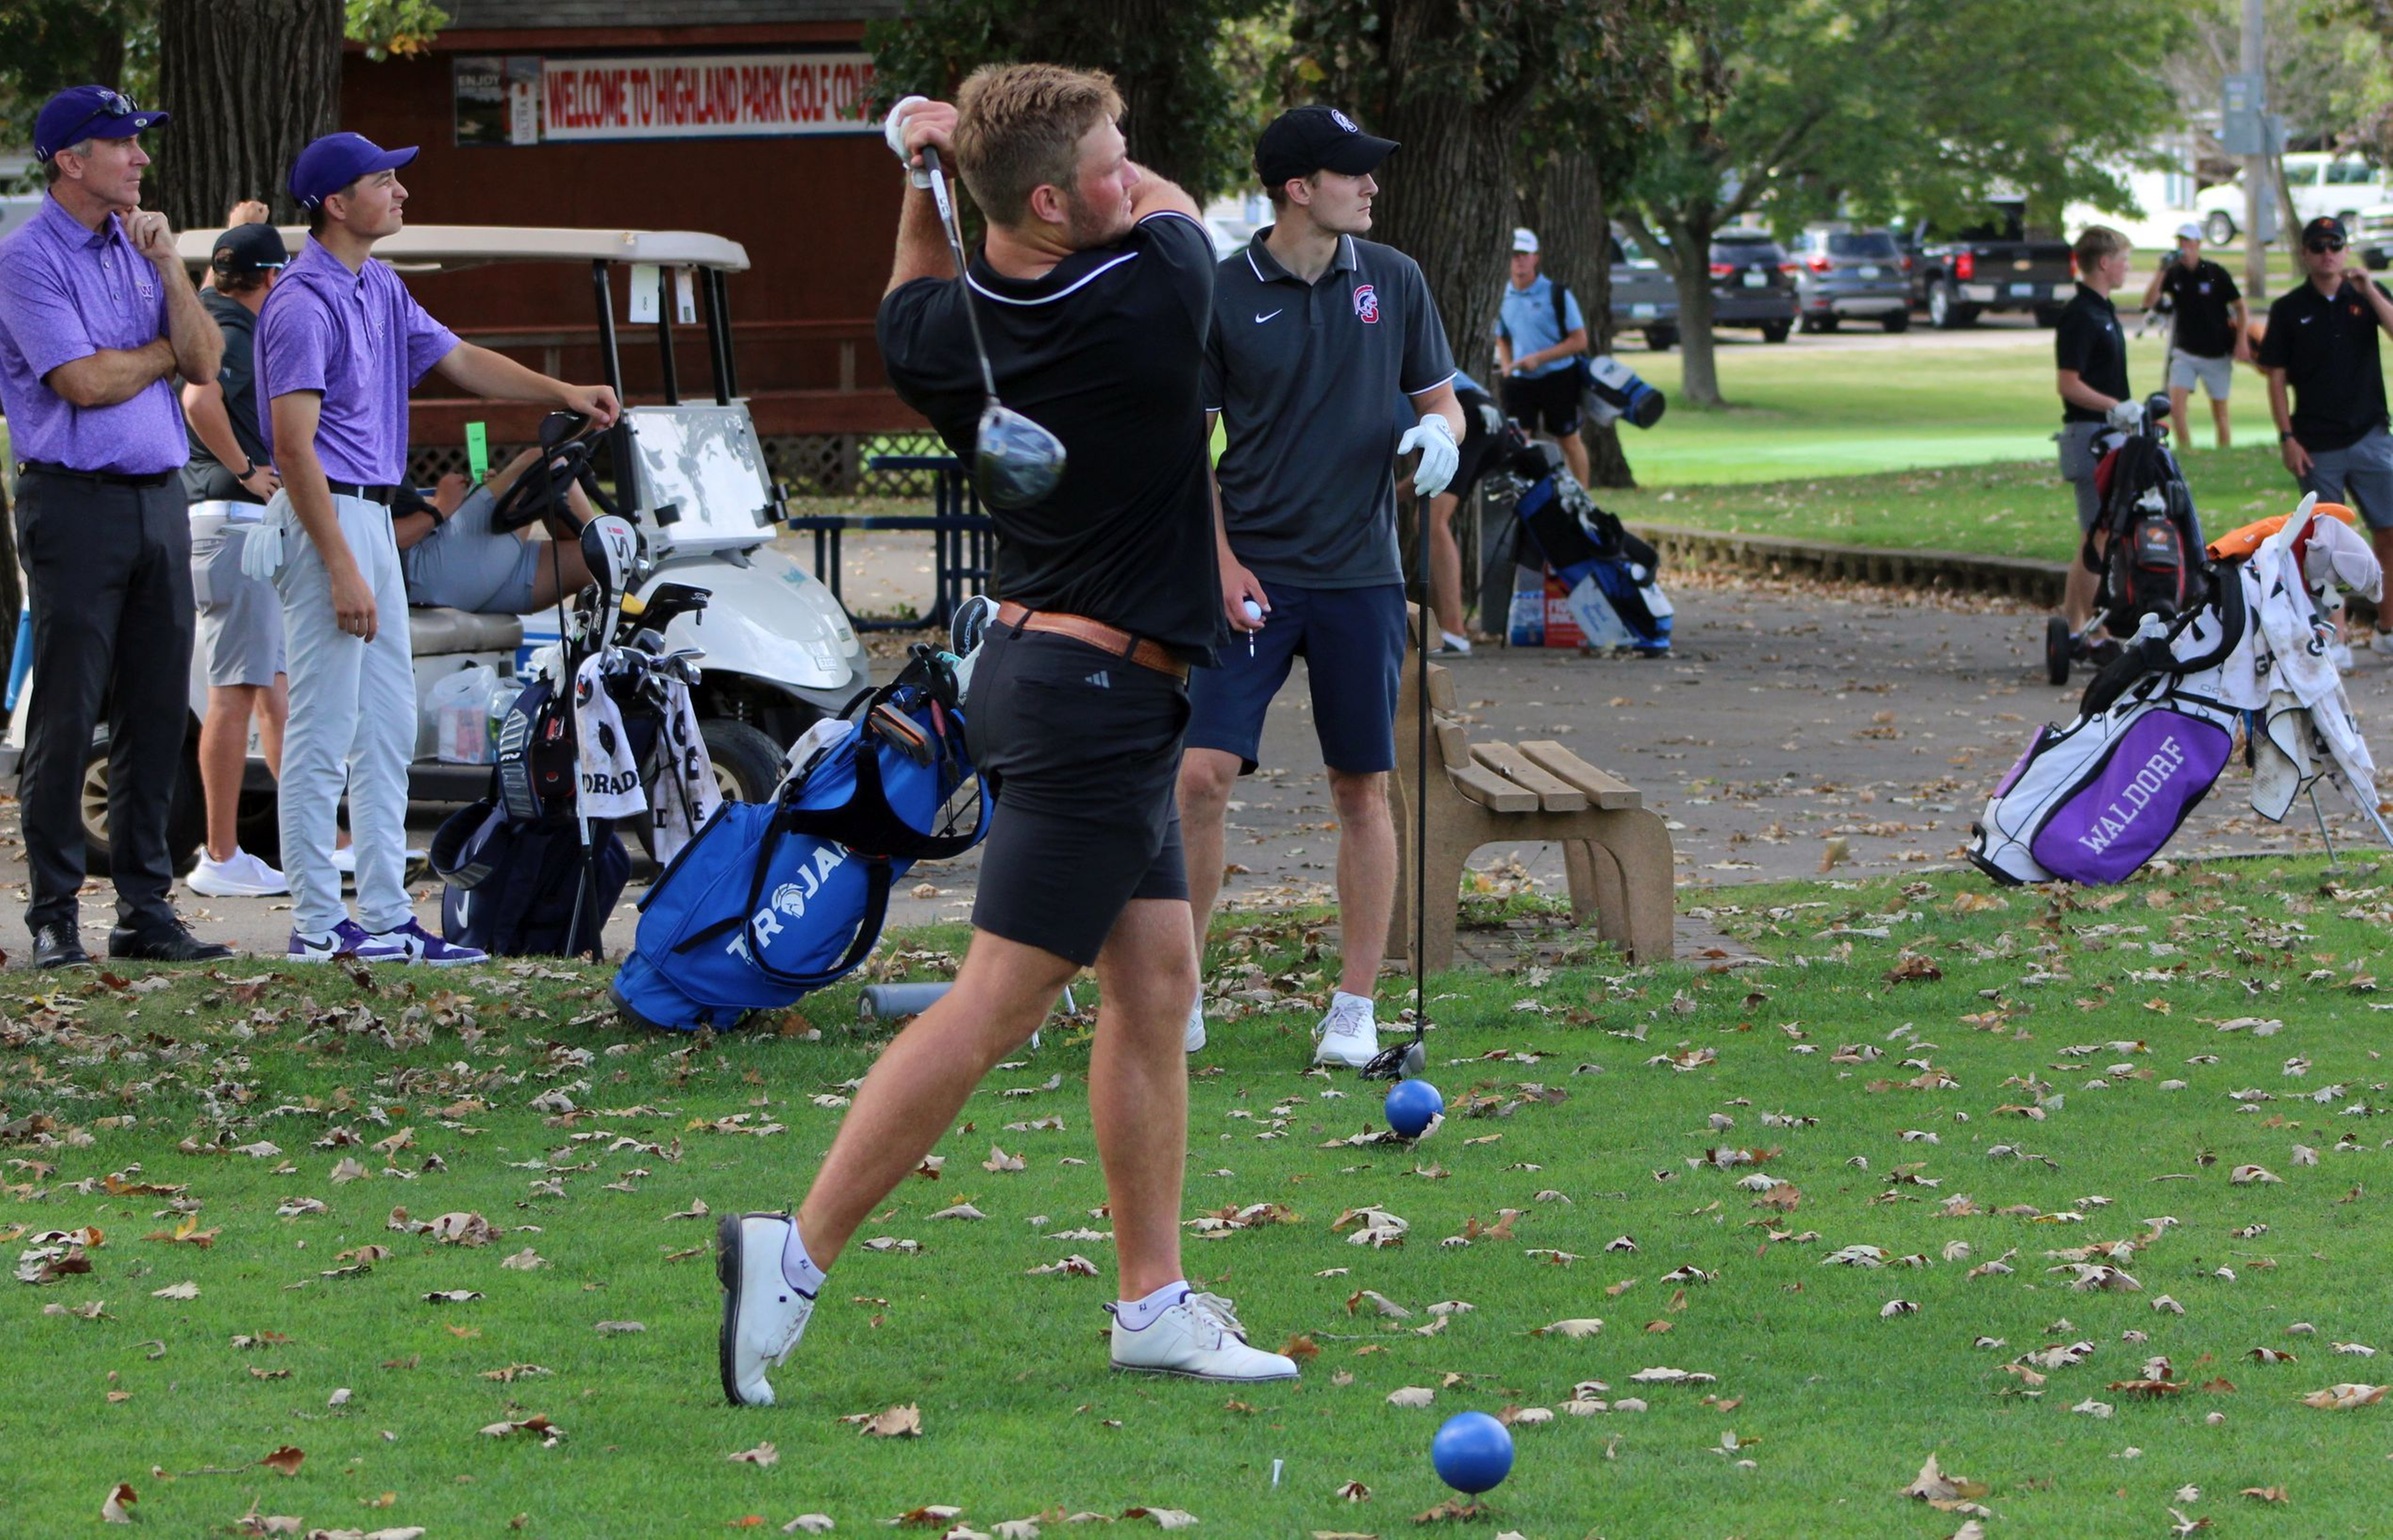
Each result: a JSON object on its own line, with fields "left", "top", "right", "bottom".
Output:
{"left": 341, "top": 0, "right": 928, "bottom": 488}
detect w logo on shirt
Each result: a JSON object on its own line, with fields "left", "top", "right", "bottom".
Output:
{"left": 1353, "top": 284, "right": 1380, "bottom": 324}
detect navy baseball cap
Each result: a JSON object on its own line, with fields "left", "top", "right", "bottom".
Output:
{"left": 33, "top": 86, "right": 169, "bottom": 162}
{"left": 1255, "top": 105, "right": 1397, "bottom": 187}
{"left": 212, "top": 221, "right": 288, "bottom": 276}
{"left": 290, "top": 132, "right": 418, "bottom": 210}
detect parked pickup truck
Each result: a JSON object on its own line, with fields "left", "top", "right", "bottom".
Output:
{"left": 1610, "top": 225, "right": 1680, "bottom": 350}
{"left": 1906, "top": 202, "right": 2076, "bottom": 329}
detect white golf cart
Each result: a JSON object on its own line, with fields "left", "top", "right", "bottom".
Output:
{"left": 9, "top": 223, "right": 870, "bottom": 873}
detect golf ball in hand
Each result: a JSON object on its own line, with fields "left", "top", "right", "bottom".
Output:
{"left": 1431, "top": 1409, "right": 1514, "bottom": 1494}
{"left": 1384, "top": 1078, "right": 1444, "bottom": 1138}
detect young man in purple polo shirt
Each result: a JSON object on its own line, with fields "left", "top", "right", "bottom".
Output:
{"left": 251, "top": 132, "right": 618, "bottom": 964}
{"left": 0, "top": 86, "right": 231, "bottom": 969}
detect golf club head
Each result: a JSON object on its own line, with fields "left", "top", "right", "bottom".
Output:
{"left": 1359, "top": 1034, "right": 1427, "bottom": 1082}
{"left": 581, "top": 515, "right": 640, "bottom": 613}
{"left": 975, "top": 402, "right": 1067, "bottom": 510}
{"left": 950, "top": 592, "right": 996, "bottom": 655}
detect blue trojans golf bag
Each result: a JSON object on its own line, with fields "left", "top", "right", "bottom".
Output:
{"left": 610, "top": 649, "right": 987, "bottom": 1031}
{"left": 1506, "top": 436, "right": 1673, "bottom": 655}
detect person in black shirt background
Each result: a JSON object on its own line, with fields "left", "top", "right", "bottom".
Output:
{"left": 2140, "top": 220, "right": 2248, "bottom": 449}
{"left": 714, "top": 65, "right": 1300, "bottom": 1413}
{"left": 2260, "top": 215, "right": 2393, "bottom": 656}
{"left": 2053, "top": 224, "right": 2143, "bottom": 644}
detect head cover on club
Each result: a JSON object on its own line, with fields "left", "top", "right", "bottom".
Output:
{"left": 580, "top": 515, "right": 640, "bottom": 613}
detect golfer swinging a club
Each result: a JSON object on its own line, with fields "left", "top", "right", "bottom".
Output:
{"left": 716, "top": 65, "right": 1300, "bottom": 1406}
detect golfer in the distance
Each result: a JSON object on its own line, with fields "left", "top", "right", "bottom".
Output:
{"left": 1178, "top": 105, "right": 1463, "bottom": 1065}
{"left": 716, "top": 65, "right": 1299, "bottom": 1408}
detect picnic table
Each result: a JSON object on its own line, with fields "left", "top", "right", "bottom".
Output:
{"left": 784, "top": 455, "right": 995, "bottom": 632}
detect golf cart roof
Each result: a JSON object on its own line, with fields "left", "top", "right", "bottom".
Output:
{"left": 175, "top": 223, "right": 751, "bottom": 274}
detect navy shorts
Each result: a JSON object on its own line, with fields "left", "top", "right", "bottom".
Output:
{"left": 1184, "top": 582, "right": 1405, "bottom": 775}
{"left": 965, "top": 627, "right": 1191, "bottom": 966}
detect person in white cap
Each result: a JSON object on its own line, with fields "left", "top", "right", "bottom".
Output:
{"left": 1495, "top": 226, "right": 1591, "bottom": 487}
{"left": 2139, "top": 221, "right": 2248, "bottom": 449}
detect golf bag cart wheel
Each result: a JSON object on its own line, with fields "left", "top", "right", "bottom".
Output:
{"left": 1881, "top": 309, "right": 1911, "bottom": 334}
{"left": 2204, "top": 210, "right": 2236, "bottom": 247}
{"left": 1643, "top": 325, "right": 1677, "bottom": 351}
{"left": 700, "top": 718, "right": 784, "bottom": 804}
{"left": 1760, "top": 319, "right": 1792, "bottom": 344}
{"left": 80, "top": 736, "right": 207, "bottom": 878}
{"left": 2045, "top": 615, "right": 2073, "bottom": 687}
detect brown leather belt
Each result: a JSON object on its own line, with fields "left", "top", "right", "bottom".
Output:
{"left": 994, "top": 601, "right": 1189, "bottom": 682}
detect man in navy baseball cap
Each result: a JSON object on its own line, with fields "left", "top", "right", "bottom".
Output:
{"left": 289, "top": 132, "right": 419, "bottom": 212}
{"left": 31, "top": 85, "right": 169, "bottom": 163}
{"left": 1252, "top": 104, "right": 1397, "bottom": 190}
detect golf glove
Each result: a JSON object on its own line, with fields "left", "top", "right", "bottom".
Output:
{"left": 2105, "top": 398, "right": 2145, "bottom": 432}
{"left": 884, "top": 95, "right": 932, "bottom": 188}
{"left": 1400, "top": 412, "right": 1460, "bottom": 498}
{"left": 1476, "top": 399, "right": 1506, "bottom": 435}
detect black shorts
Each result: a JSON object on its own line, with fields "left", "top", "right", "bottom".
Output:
{"left": 1502, "top": 369, "right": 1582, "bottom": 437}
{"left": 963, "top": 627, "right": 1191, "bottom": 966}
{"left": 1450, "top": 387, "right": 1499, "bottom": 501}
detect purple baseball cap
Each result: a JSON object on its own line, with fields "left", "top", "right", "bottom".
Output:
{"left": 33, "top": 85, "right": 169, "bottom": 162}
{"left": 290, "top": 132, "right": 419, "bottom": 210}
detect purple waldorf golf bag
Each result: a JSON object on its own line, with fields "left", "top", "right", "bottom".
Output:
{"left": 1969, "top": 575, "right": 2246, "bottom": 885}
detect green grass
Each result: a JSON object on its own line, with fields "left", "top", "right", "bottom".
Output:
{"left": 9, "top": 863, "right": 2393, "bottom": 1534}
{"left": 1606, "top": 443, "right": 2307, "bottom": 563}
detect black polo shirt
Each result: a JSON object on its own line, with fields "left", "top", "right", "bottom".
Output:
{"left": 184, "top": 288, "right": 269, "bottom": 496}
{"left": 1203, "top": 230, "right": 1456, "bottom": 589}
{"left": 878, "top": 210, "right": 1222, "bottom": 661}
{"left": 2157, "top": 259, "right": 2241, "bottom": 359}
{"left": 2054, "top": 283, "right": 2128, "bottom": 424}
{"left": 2258, "top": 279, "right": 2391, "bottom": 452}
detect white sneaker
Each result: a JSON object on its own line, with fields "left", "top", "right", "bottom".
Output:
{"left": 2332, "top": 642, "right": 2356, "bottom": 672}
{"left": 2373, "top": 631, "right": 2393, "bottom": 658}
{"left": 1184, "top": 998, "right": 1207, "bottom": 1055}
{"left": 1437, "top": 631, "right": 1473, "bottom": 655}
{"left": 1110, "top": 1290, "right": 1298, "bottom": 1382}
{"left": 187, "top": 848, "right": 287, "bottom": 898}
{"left": 716, "top": 1212, "right": 816, "bottom": 1407}
{"left": 1314, "top": 992, "right": 1379, "bottom": 1068}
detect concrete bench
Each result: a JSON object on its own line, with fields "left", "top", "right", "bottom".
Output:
{"left": 1386, "top": 621, "right": 1674, "bottom": 971}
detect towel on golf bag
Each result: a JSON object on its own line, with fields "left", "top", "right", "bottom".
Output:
{"left": 1510, "top": 442, "right": 1672, "bottom": 654}
{"left": 572, "top": 654, "right": 720, "bottom": 865}
{"left": 1969, "top": 578, "right": 2248, "bottom": 886}
{"left": 610, "top": 652, "right": 986, "bottom": 1032}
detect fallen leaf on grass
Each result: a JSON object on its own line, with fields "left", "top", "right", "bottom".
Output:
{"left": 1386, "top": 1387, "right": 1436, "bottom": 1408}
{"left": 2300, "top": 1383, "right": 2387, "bottom": 1409}
{"left": 151, "top": 1280, "right": 198, "bottom": 1300}
{"left": 1533, "top": 1318, "right": 1604, "bottom": 1339}
{"left": 2230, "top": 1165, "right": 2282, "bottom": 1186}
{"left": 422, "top": 1290, "right": 483, "bottom": 1304}
{"left": 101, "top": 1483, "right": 136, "bottom": 1523}
{"left": 330, "top": 1157, "right": 370, "bottom": 1184}
{"left": 1281, "top": 1334, "right": 1320, "bottom": 1363}
{"left": 781, "top": 1519, "right": 835, "bottom": 1536}
{"left": 839, "top": 1403, "right": 922, "bottom": 1438}
{"left": 1334, "top": 1479, "right": 1370, "bottom": 1500}
{"left": 727, "top": 1442, "right": 778, "bottom": 1466}
{"left": 594, "top": 1320, "right": 645, "bottom": 1335}
{"left": 259, "top": 1445, "right": 305, "bottom": 1476}
{"left": 1121, "top": 1509, "right": 1199, "bottom": 1530}
{"left": 480, "top": 1414, "right": 563, "bottom": 1444}
{"left": 888, "top": 1510, "right": 961, "bottom": 1529}
{"left": 983, "top": 1146, "right": 1026, "bottom": 1173}
{"left": 1901, "top": 1453, "right": 1988, "bottom": 1502}
{"left": 1025, "top": 1255, "right": 1098, "bottom": 1277}
{"left": 2240, "top": 1485, "right": 2290, "bottom": 1502}
{"left": 498, "top": 1248, "right": 546, "bottom": 1270}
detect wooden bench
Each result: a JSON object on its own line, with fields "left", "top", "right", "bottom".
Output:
{"left": 1386, "top": 618, "right": 1675, "bottom": 971}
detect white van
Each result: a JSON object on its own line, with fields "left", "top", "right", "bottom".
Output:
{"left": 2196, "top": 153, "right": 2386, "bottom": 245}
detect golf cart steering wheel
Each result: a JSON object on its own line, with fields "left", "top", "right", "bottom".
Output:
{"left": 489, "top": 411, "right": 622, "bottom": 534}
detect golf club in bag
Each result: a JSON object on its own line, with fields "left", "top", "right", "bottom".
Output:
{"left": 918, "top": 146, "right": 1068, "bottom": 511}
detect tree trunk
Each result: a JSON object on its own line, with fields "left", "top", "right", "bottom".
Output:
{"left": 153, "top": 0, "right": 343, "bottom": 230}
{"left": 1625, "top": 205, "right": 1723, "bottom": 408}
{"left": 1522, "top": 150, "right": 1634, "bottom": 488}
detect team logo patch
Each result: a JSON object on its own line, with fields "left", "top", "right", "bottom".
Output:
{"left": 1354, "top": 283, "right": 1380, "bottom": 324}
{"left": 1330, "top": 108, "right": 1359, "bottom": 133}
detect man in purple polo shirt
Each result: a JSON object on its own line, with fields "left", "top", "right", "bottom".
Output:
{"left": 250, "top": 132, "right": 618, "bottom": 965}
{"left": 0, "top": 86, "right": 231, "bottom": 969}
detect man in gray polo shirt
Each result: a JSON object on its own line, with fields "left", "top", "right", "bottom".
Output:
{"left": 1180, "top": 104, "right": 1463, "bottom": 1067}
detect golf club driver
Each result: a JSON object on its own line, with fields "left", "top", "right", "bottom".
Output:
{"left": 1363, "top": 493, "right": 1436, "bottom": 1083}
{"left": 918, "top": 145, "right": 1067, "bottom": 510}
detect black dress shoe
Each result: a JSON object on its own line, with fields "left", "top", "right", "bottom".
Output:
{"left": 30, "top": 925, "right": 90, "bottom": 970}
{"left": 107, "top": 921, "right": 234, "bottom": 964}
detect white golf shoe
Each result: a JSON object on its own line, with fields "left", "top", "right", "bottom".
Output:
{"left": 1110, "top": 1290, "right": 1299, "bottom": 1382}
{"left": 1313, "top": 992, "right": 1379, "bottom": 1068}
{"left": 716, "top": 1212, "right": 816, "bottom": 1406}
{"left": 187, "top": 847, "right": 287, "bottom": 898}
{"left": 1184, "top": 997, "right": 1207, "bottom": 1055}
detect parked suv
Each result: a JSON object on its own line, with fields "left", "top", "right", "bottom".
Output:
{"left": 2197, "top": 153, "right": 2386, "bottom": 246}
{"left": 1708, "top": 230, "right": 1797, "bottom": 343}
{"left": 1610, "top": 225, "right": 1680, "bottom": 350}
{"left": 1790, "top": 226, "right": 1911, "bottom": 333}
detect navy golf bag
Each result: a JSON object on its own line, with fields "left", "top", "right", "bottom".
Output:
{"left": 610, "top": 650, "right": 986, "bottom": 1032}
{"left": 1506, "top": 436, "right": 1673, "bottom": 655}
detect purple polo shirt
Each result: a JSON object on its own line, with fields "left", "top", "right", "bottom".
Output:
{"left": 0, "top": 195, "right": 187, "bottom": 474}
{"left": 255, "top": 236, "right": 458, "bottom": 486}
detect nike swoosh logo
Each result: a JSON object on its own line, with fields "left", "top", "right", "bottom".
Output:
{"left": 1255, "top": 310, "right": 1282, "bottom": 323}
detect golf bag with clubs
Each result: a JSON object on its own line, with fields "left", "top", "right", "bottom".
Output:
{"left": 2048, "top": 393, "right": 2208, "bottom": 685}
{"left": 1544, "top": 284, "right": 1668, "bottom": 430}
{"left": 1503, "top": 434, "right": 1673, "bottom": 655}
{"left": 610, "top": 647, "right": 988, "bottom": 1033}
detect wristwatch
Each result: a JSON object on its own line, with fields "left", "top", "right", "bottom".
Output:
{"left": 2279, "top": 431, "right": 2296, "bottom": 442}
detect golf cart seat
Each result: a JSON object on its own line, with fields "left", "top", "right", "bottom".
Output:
{"left": 409, "top": 606, "right": 524, "bottom": 658}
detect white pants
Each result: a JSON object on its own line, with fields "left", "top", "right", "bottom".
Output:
{"left": 275, "top": 495, "right": 413, "bottom": 936}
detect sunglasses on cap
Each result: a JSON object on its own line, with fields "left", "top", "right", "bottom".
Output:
{"left": 2308, "top": 236, "right": 2347, "bottom": 254}
{"left": 52, "top": 90, "right": 142, "bottom": 152}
